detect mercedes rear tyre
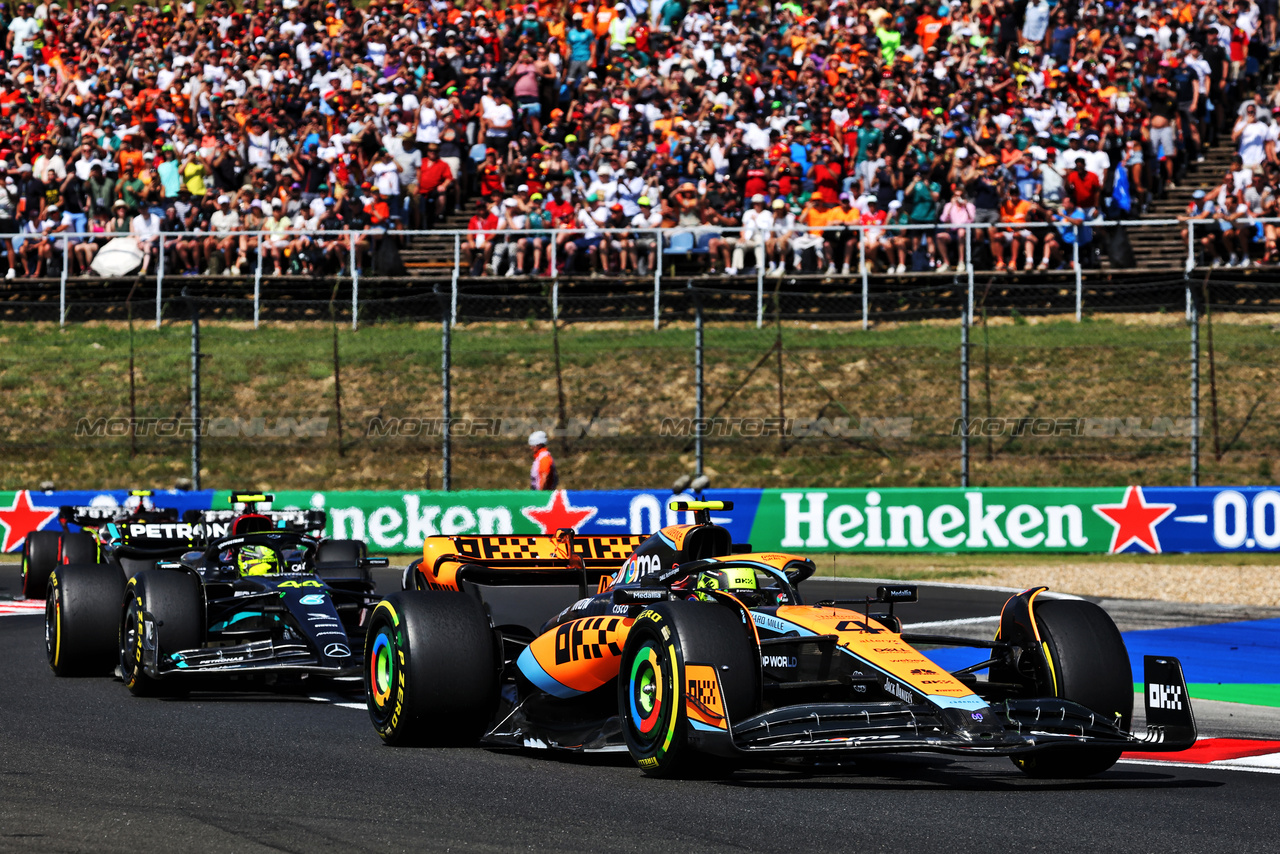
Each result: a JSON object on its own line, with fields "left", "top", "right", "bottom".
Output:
{"left": 1012, "top": 599, "right": 1134, "bottom": 778}
{"left": 60, "top": 532, "right": 99, "bottom": 566}
{"left": 46, "top": 564, "right": 126, "bottom": 677}
{"left": 22, "top": 530, "right": 61, "bottom": 600}
{"left": 365, "top": 591, "right": 499, "bottom": 746}
{"left": 618, "top": 600, "right": 760, "bottom": 778}
{"left": 121, "top": 570, "right": 203, "bottom": 697}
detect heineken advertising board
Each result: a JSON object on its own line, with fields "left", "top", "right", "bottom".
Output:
{"left": 2, "top": 486, "right": 1278, "bottom": 556}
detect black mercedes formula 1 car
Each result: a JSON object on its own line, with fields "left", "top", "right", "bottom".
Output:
{"left": 22, "top": 491, "right": 332, "bottom": 600}
{"left": 365, "top": 501, "right": 1197, "bottom": 779}
{"left": 20, "top": 489, "right": 174, "bottom": 599}
{"left": 46, "top": 526, "right": 385, "bottom": 694}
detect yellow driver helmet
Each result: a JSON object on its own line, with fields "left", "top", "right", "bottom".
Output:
{"left": 695, "top": 566, "right": 758, "bottom": 598}
{"left": 237, "top": 544, "right": 279, "bottom": 577}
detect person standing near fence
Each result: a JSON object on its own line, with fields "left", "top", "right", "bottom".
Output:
{"left": 528, "top": 431, "right": 558, "bottom": 491}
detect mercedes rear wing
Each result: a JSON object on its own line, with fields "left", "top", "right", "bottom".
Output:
{"left": 59, "top": 489, "right": 180, "bottom": 529}
{"left": 182, "top": 507, "right": 328, "bottom": 534}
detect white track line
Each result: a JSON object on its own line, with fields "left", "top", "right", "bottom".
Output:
{"left": 308, "top": 694, "right": 366, "bottom": 710}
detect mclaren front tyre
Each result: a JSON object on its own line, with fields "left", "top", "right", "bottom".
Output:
{"left": 617, "top": 600, "right": 760, "bottom": 778}
{"left": 364, "top": 591, "right": 500, "bottom": 746}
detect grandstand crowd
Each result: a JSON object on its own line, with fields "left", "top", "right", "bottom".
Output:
{"left": 0, "top": 0, "right": 1278, "bottom": 279}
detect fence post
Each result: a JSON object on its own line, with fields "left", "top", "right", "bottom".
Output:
{"left": 350, "top": 233, "right": 359, "bottom": 331}
{"left": 693, "top": 280, "right": 704, "bottom": 478}
{"left": 442, "top": 278, "right": 452, "bottom": 493}
{"left": 859, "top": 226, "right": 869, "bottom": 331}
{"left": 1185, "top": 221, "right": 1195, "bottom": 321}
{"left": 155, "top": 236, "right": 164, "bottom": 329}
{"left": 450, "top": 233, "right": 459, "bottom": 329}
{"left": 965, "top": 226, "right": 975, "bottom": 323}
{"left": 1190, "top": 286, "right": 1200, "bottom": 487}
{"left": 550, "top": 230, "right": 558, "bottom": 285}
{"left": 756, "top": 233, "right": 765, "bottom": 331}
{"left": 655, "top": 232, "right": 663, "bottom": 331}
{"left": 1073, "top": 237, "right": 1082, "bottom": 321}
{"left": 960, "top": 292, "right": 970, "bottom": 488}
{"left": 550, "top": 234, "right": 561, "bottom": 323}
{"left": 188, "top": 293, "right": 201, "bottom": 490}
{"left": 253, "top": 236, "right": 262, "bottom": 329}
{"left": 59, "top": 238, "right": 68, "bottom": 327}
{"left": 552, "top": 244, "right": 560, "bottom": 322}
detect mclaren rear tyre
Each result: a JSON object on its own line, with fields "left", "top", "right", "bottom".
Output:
{"left": 21, "top": 530, "right": 61, "bottom": 600}
{"left": 60, "top": 532, "right": 99, "bottom": 566}
{"left": 365, "top": 591, "right": 500, "bottom": 746}
{"left": 121, "top": 570, "right": 203, "bottom": 697}
{"left": 1012, "top": 599, "right": 1134, "bottom": 779}
{"left": 618, "top": 600, "right": 760, "bottom": 778}
{"left": 46, "top": 564, "right": 126, "bottom": 677}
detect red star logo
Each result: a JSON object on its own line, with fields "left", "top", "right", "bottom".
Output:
{"left": 522, "top": 490, "right": 598, "bottom": 535}
{"left": 0, "top": 490, "right": 59, "bottom": 553}
{"left": 1093, "top": 486, "right": 1176, "bottom": 554}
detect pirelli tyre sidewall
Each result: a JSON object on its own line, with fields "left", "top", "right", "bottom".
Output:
{"left": 60, "top": 532, "right": 100, "bottom": 566}
{"left": 46, "top": 564, "right": 126, "bottom": 677}
{"left": 1013, "top": 598, "right": 1134, "bottom": 778}
{"left": 121, "top": 570, "right": 203, "bottom": 697}
{"left": 365, "top": 591, "right": 499, "bottom": 746}
{"left": 618, "top": 600, "right": 760, "bottom": 778}
{"left": 22, "top": 530, "right": 62, "bottom": 600}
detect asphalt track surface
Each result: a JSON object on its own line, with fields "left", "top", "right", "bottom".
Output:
{"left": 3, "top": 565, "right": 1279, "bottom": 853}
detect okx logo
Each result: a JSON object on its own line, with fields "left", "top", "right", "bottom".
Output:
{"left": 1149, "top": 683, "right": 1184, "bottom": 710}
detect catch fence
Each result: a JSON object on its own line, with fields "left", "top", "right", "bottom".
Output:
{"left": 1, "top": 220, "right": 1277, "bottom": 493}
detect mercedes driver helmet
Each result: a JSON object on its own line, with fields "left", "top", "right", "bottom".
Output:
{"left": 237, "top": 544, "right": 279, "bottom": 576}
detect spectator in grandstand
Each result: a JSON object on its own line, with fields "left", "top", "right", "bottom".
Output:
{"left": 734, "top": 194, "right": 771, "bottom": 275}
{"left": 130, "top": 203, "right": 162, "bottom": 276}
{"left": 629, "top": 195, "right": 662, "bottom": 277}
{"left": 936, "top": 188, "right": 975, "bottom": 274}
{"left": 0, "top": 0, "right": 1266, "bottom": 284}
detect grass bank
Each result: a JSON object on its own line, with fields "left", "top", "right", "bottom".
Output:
{"left": 0, "top": 315, "right": 1275, "bottom": 490}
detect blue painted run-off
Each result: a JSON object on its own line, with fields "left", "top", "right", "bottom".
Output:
{"left": 921, "top": 618, "right": 1280, "bottom": 685}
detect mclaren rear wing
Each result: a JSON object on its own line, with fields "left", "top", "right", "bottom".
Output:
{"left": 414, "top": 531, "right": 646, "bottom": 594}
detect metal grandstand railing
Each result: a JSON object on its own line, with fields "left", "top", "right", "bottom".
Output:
{"left": 7, "top": 218, "right": 1279, "bottom": 330}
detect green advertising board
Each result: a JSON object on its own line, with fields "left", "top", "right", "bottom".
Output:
{"left": 192, "top": 485, "right": 1235, "bottom": 555}
{"left": 746, "top": 488, "right": 1120, "bottom": 553}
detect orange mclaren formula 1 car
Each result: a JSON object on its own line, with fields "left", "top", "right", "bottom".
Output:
{"left": 365, "top": 501, "right": 1197, "bottom": 778}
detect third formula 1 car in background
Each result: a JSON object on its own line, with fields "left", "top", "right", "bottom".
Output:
{"left": 26, "top": 491, "right": 336, "bottom": 600}
{"left": 21, "top": 489, "right": 172, "bottom": 599}
{"left": 365, "top": 501, "right": 1197, "bottom": 779}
